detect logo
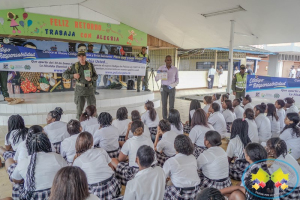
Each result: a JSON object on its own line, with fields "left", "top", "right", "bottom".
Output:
{"left": 261, "top": 93, "right": 265, "bottom": 98}
{"left": 3, "top": 63, "right": 8, "bottom": 69}
{"left": 9, "top": 65, "right": 14, "bottom": 69}
{"left": 274, "top": 93, "right": 280, "bottom": 98}
{"left": 24, "top": 65, "right": 31, "bottom": 70}
{"left": 261, "top": 93, "right": 272, "bottom": 98}
{"left": 256, "top": 92, "right": 260, "bottom": 97}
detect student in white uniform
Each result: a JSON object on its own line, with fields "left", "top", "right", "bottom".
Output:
{"left": 244, "top": 108, "right": 259, "bottom": 143}
{"left": 266, "top": 138, "right": 300, "bottom": 199}
{"left": 197, "top": 131, "right": 231, "bottom": 190}
{"left": 183, "top": 99, "right": 201, "bottom": 134}
{"left": 163, "top": 135, "right": 200, "bottom": 200}
{"left": 44, "top": 107, "right": 70, "bottom": 154}
{"left": 154, "top": 119, "right": 177, "bottom": 167}
{"left": 227, "top": 119, "right": 251, "bottom": 181}
{"left": 112, "top": 107, "right": 131, "bottom": 142}
{"left": 80, "top": 105, "right": 99, "bottom": 136}
{"left": 275, "top": 99, "right": 286, "bottom": 131}
{"left": 49, "top": 166, "right": 100, "bottom": 200}
{"left": 280, "top": 113, "right": 300, "bottom": 160}
{"left": 233, "top": 98, "right": 244, "bottom": 119}
{"left": 242, "top": 95, "right": 254, "bottom": 110}
{"left": 73, "top": 132, "right": 121, "bottom": 199}
{"left": 112, "top": 121, "right": 156, "bottom": 185}
{"left": 254, "top": 103, "right": 272, "bottom": 143}
{"left": 168, "top": 109, "right": 184, "bottom": 135}
{"left": 212, "top": 93, "right": 222, "bottom": 110}
{"left": 266, "top": 103, "right": 280, "bottom": 138}
{"left": 222, "top": 100, "right": 236, "bottom": 133}
{"left": 124, "top": 145, "right": 165, "bottom": 200}
{"left": 11, "top": 133, "right": 67, "bottom": 199}
{"left": 60, "top": 120, "right": 81, "bottom": 165}
{"left": 284, "top": 97, "right": 299, "bottom": 114}
{"left": 203, "top": 96, "right": 213, "bottom": 114}
{"left": 141, "top": 100, "right": 160, "bottom": 140}
{"left": 93, "top": 112, "right": 120, "bottom": 158}
{"left": 189, "top": 108, "right": 214, "bottom": 158}
{"left": 125, "top": 110, "right": 151, "bottom": 140}
{"left": 208, "top": 103, "right": 227, "bottom": 138}
{"left": 221, "top": 93, "right": 230, "bottom": 105}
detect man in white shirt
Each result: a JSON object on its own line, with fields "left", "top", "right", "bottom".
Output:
{"left": 289, "top": 66, "right": 296, "bottom": 78}
{"left": 208, "top": 65, "right": 216, "bottom": 89}
{"left": 123, "top": 145, "right": 165, "bottom": 200}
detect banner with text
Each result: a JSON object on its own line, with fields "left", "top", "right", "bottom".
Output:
{"left": 246, "top": 75, "right": 300, "bottom": 101}
{"left": 0, "top": 44, "right": 146, "bottom": 75}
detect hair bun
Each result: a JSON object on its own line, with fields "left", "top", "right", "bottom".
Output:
{"left": 54, "top": 107, "right": 63, "bottom": 115}
{"left": 135, "top": 127, "right": 144, "bottom": 135}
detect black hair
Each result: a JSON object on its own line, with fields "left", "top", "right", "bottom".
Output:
{"left": 97, "top": 112, "right": 112, "bottom": 127}
{"left": 196, "top": 187, "right": 225, "bottom": 200}
{"left": 168, "top": 109, "right": 182, "bottom": 131}
{"left": 131, "top": 110, "right": 141, "bottom": 122}
{"left": 189, "top": 100, "right": 201, "bottom": 125}
{"left": 77, "top": 43, "right": 86, "bottom": 49}
{"left": 174, "top": 135, "right": 194, "bottom": 155}
{"left": 28, "top": 125, "right": 43, "bottom": 135}
{"left": 284, "top": 97, "right": 295, "bottom": 104}
{"left": 244, "top": 108, "right": 255, "bottom": 120}
{"left": 244, "top": 94, "right": 252, "bottom": 103}
{"left": 48, "top": 107, "right": 63, "bottom": 121}
{"left": 255, "top": 103, "right": 267, "bottom": 114}
{"left": 205, "top": 131, "right": 222, "bottom": 146}
{"left": 231, "top": 119, "right": 251, "bottom": 147}
{"left": 266, "top": 103, "right": 279, "bottom": 121}
{"left": 6, "top": 114, "right": 28, "bottom": 146}
{"left": 136, "top": 145, "right": 155, "bottom": 168}
{"left": 221, "top": 93, "right": 230, "bottom": 102}
{"left": 22, "top": 133, "right": 52, "bottom": 199}
{"left": 116, "top": 107, "right": 128, "bottom": 120}
{"left": 224, "top": 100, "right": 234, "bottom": 113}
{"left": 191, "top": 109, "right": 209, "bottom": 128}
{"left": 213, "top": 93, "right": 221, "bottom": 100}
{"left": 80, "top": 105, "right": 96, "bottom": 122}
{"left": 276, "top": 99, "right": 285, "bottom": 108}
{"left": 67, "top": 120, "right": 81, "bottom": 135}
{"left": 267, "top": 138, "right": 287, "bottom": 158}
{"left": 158, "top": 119, "right": 171, "bottom": 132}
{"left": 204, "top": 96, "right": 212, "bottom": 104}
{"left": 145, "top": 101, "right": 157, "bottom": 121}
{"left": 245, "top": 143, "right": 267, "bottom": 162}
{"left": 131, "top": 121, "right": 144, "bottom": 136}
{"left": 281, "top": 113, "right": 300, "bottom": 137}
{"left": 211, "top": 103, "right": 220, "bottom": 112}
{"left": 234, "top": 98, "right": 241, "bottom": 104}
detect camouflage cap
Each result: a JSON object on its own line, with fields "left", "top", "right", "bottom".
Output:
{"left": 77, "top": 51, "right": 86, "bottom": 56}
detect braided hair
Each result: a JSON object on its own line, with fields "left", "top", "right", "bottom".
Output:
{"left": 97, "top": 112, "right": 112, "bottom": 128}
{"left": 267, "top": 138, "right": 287, "bottom": 158}
{"left": 22, "top": 133, "right": 52, "bottom": 199}
{"left": 48, "top": 107, "right": 63, "bottom": 121}
{"left": 231, "top": 119, "right": 251, "bottom": 147}
{"left": 196, "top": 187, "right": 225, "bottom": 200}
{"left": 131, "top": 121, "right": 144, "bottom": 136}
{"left": 74, "top": 132, "right": 93, "bottom": 160}
{"left": 145, "top": 100, "right": 157, "bottom": 121}
{"left": 168, "top": 109, "right": 182, "bottom": 131}
{"left": 80, "top": 105, "right": 96, "bottom": 122}
{"left": 281, "top": 113, "right": 300, "bottom": 137}
{"left": 6, "top": 114, "right": 28, "bottom": 146}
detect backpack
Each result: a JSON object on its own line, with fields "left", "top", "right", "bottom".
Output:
{"left": 127, "top": 80, "right": 135, "bottom": 90}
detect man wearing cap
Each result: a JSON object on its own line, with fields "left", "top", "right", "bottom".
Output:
{"left": 63, "top": 51, "right": 98, "bottom": 119}
{"left": 231, "top": 64, "right": 248, "bottom": 99}
{"left": 87, "top": 43, "right": 99, "bottom": 95}
{"left": 136, "top": 46, "right": 150, "bottom": 92}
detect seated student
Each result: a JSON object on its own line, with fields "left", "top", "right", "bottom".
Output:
{"left": 244, "top": 108, "right": 259, "bottom": 143}
{"left": 212, "top": 93, "right": 222, "bottom": 110}
{"left": 195, "top": 188, "right": 226, "bottom": 200}
{"left": 275, "top": 99, "right": 286, "bottom": 131}
{"left": 242, "top": 94, "right": 254, "bottom": 110}
{"left": 124, "top": 145, "right": 165, "bottom": 200}
{"left": 197, "top": 131, "right": 231, "bottom": 190}
{"left": 221, "top": 93, "right": 230, "bottom": 105}
{"left": 154, "top": 120, "right": 177, "bottom": 167}
{"left": 266, "top": 138, "right": 300, "bottom": 199}
{"left": 184, "top": 99, "right": 201, "bottom": 134}
{"left": 10, "top": 133, "right": 67, "bottom": 199}
{"left": 44, "top": 107, "right": 70, "bottom": 154}
{"left": 50, "top": 166, "right": 100, "bottom": 200}
{"left": 284, "top": 97, "right": 299, "bottom": 114}
{"left": 93, "top": 112, "right": 120, "bottom": 158}
{"left": 189, "top": 109, "right": 214, "bottom": 158}
{"left": 112, "top": 107, "right": 131, "bottom": 142}
{"left": 266, "top": 103, "right": 281, "bottom": 138}
{"left": 280, "top": 113, "right": 300, "bottom": 160}
{"left": 112, "top": 121, "right": 155, "bottom": 186}
{"left": 233, "top": 98, "right": 244, "bottom": 119}
{"left": 227, "top": 119, "right": 251, "bottom": 180}
{"left": 254, "top": 103, "right": 272, "bottom": 143}
{"left": 203, "top": 96, "right": 213, "bottom": 114}
{"left": 126, "top": 110, "right": 151, "bottom": 140}
{"left": 168, "top": 109, "right": 184, "bottom": 135}
{"left": 222, "top": 100, "right": 236, "bottom": 133}
{"left": 141, "top": 100, "right": 160, "bottom": 139}
{"left": 73, "top": 132, "right": 121, "bottom": 199}
{"left": 80, "top": 105, "right": 99, "bottom": 136}
{"left": 60, "top": 120, "right": 81, "bottom": 165}
{"left": 208, "top": 103, "right": 227, "bottom": 138}
{"left": 163, "top": 135, "right": 200, "bottom": 200}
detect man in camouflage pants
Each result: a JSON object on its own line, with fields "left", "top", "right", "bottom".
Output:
{"left": 0, "top": 71, "right": 9, "bottom": 100}
{"left": 63, "top": 51, "right": 98, "bottom": 119}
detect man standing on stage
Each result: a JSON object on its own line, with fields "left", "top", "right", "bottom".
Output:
{"left": 155, "top": 55, "right": 179, "bottom": 119}
{"left": 0, "top": 71, "right": 9, "bottom": 100}
{"left": 232, "top": 64, "right": 248, "bottom": 99}
{"left": 63, "top": 51, "right": 98, "bottom": 119}
{"left": 207, "top": 65, "right": 216, "bottom": 89}
{"left": 136, "top": 46, "right": 150, "bottom": 92}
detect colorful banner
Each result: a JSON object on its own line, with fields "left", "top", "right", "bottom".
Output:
{"left": 246, "top": 75, "right": 300, "bottom": 101}
{"left": 0, "top": 8, "right": 147, "bottom": 46}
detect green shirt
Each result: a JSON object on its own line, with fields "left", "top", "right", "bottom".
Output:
{"left": 136, "top": 52, "right": 150, "bottom": 63}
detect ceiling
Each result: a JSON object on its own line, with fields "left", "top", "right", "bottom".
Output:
{"left": 1, "top": 0, "right": 300, "bottom": 49}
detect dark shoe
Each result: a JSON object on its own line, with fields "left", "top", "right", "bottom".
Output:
{"left": 137, "top": 89, "right": 140, "bottom": 92}
{"left": 144, "top": 89, "right": 151, "bottom": 92}
{"left": 95, "top": 91, "right": 99, "bottom": 95}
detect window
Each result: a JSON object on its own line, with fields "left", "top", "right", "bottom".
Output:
{"left": 196, "top": 61, "right": 240, "bottom": 71}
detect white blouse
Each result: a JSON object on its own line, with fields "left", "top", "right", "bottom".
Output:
{"left": 93, "top": 126, "right": 119, "bottom": 151}
{"left": 156, "top": 131, "right": 177, "bottom": 157}
{"left": 243, "top": 103, "right": 254, "bottom": 111}
{"left": 171, "top": 124, "right": 184, "bottom": 135}
{"left": 234, "top": 105, "right": 244, "bottom": 119}
{"left": 203, "top": 104, "right": 211, "bottom": 114}
{"left": 112, "top": 119, "right": 131, "bottom": 137}
{"left": 5, "top": 129, "right": 26, "bottom": 151}
{"left": 222, "top": 109, "right": 236, "bottom": 123}
{"left": 276, "top": 108, "right": 286, "bottom": 131}
{"left": 226, "top": 135, "right": 245, "bottom": 159}
{"left": 286, "top": 104, "right": 299, "bottom": 114}
{"left": 208, "top": 112, "right": 227, "bottom": 138}
{"left": 81, "top": 117, "right": 99, "bottom": 136}
{"left": 189, "top": 124, "right": 214, "bottom": 147}
{"left": 44, "top": 121, "right": 70, "bottom": 144}
{"left": 267, "top": 116, "right": 280, "bottom": 138}
{"left": 245, "top": 118, "right": 259, "bottom": 143}
{"left": 280, "top": 128, "right": 300, "bottom": 160}
{"left": 255, "top": 114, "right": 271, "bottom": 143}
{"left": 141, "top": 110, "right": 160, "bottom": 128}
{"left": 60, "top": 133, "right": 80, "bottom": 163}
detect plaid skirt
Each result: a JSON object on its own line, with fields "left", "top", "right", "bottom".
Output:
{"left": 198, "top": 171, "right": 231, "bottom": 190}
{"left": 279, "top": 186, "right": 300, "bottom": 200}
{"left": 164, "top": 184, "right": 200, "bottom": 200}
{"left": 7, "top": 162, "right": 17, "bottom": 182}
{"left": 118, "top": 136, "right": 126, "bottom": 141}
{"left": 149, "top": 127, "right": 158, "bottom": 142}
{"left": 88, "top": 175, "right": 121, "bottom": 199}
{"left": 3, "top": 150, "right": 16, "bottom": 161}
{"left": 107, "top": 148, "right": 120, "bottom": 158}
{"left": 12, "top": 183, "right": 24, "bottom": 200}
{"left": 156, "top": 151, "right": 173, "bottom": 168}
{"left": 193, "top": 145, "right": 206, "bottom": 159}
{"left": 19, "top": 187, "right": 51, "bottom": 200}
{"left": 226, "top": 122, "right": 232, "bottom": 133}
{"left": 183, "top": 124, "right": 191, "bottom": 134}
{"left": 229, "top": 159, "right": 249, "bottom": 181}
{"left": 115, "top": 162, "right": 139, "bottom": 185}
{"left": 52, "top": 142, "right": 61, "bottom": 154}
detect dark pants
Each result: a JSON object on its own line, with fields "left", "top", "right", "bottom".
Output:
{"left": 75, "top": 95, "right": 96, "bottom": 119}
{"left": 161, "top": 85, "right": 176, "bottom": 119}
{"left": 208, "top": 75, "right": 214, "bottom": 89}
{"left": 0, "top": 71, "right": 9, "bottom": 98}
{"left": 235, "top": 90, "right": 245, "bottom": 99}
{"left": 137, "top": 67, "right": 149, "bottom": 90}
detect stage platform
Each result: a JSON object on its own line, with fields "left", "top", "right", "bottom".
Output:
{"left": 0, "top": 90, "right": 160, "bottom": 125}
